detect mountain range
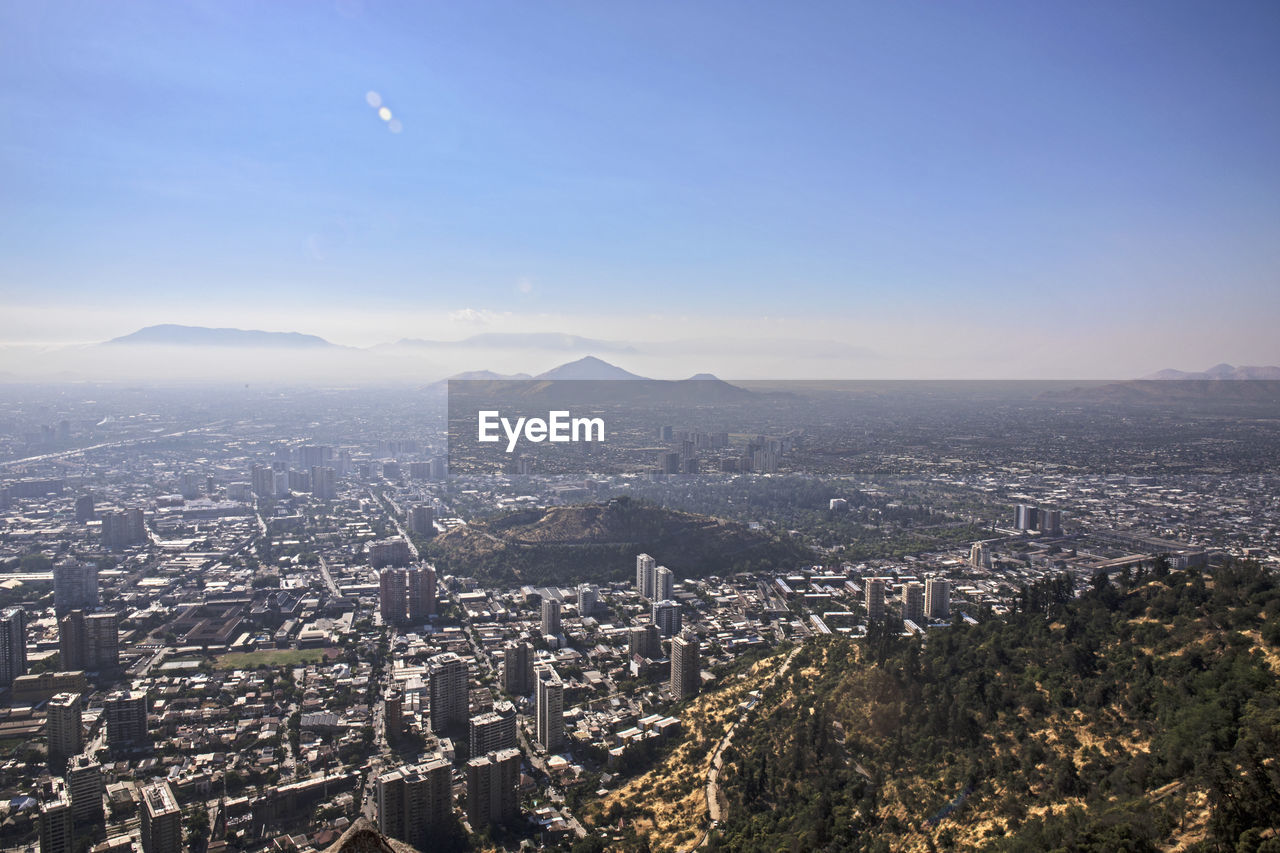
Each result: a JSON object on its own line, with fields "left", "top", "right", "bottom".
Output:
{"left": 107, "top": 324, "right": 335, "bottom": 348}
{"left": 1141, "top": 363, "right": 1280, "bottom": 380}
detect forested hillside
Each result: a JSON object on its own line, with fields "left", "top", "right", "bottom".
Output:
{"left": 707, "top": 562, "right": 1280, "bottom": 853}
{"left": 424, "top": 497, "right": 807, "bottom": 585}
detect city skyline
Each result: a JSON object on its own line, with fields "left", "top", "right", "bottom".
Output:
{"left": 3, "top": 1, "right": 1279, "bottom": 378}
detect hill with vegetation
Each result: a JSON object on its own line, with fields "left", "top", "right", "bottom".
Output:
{"left": 424, "top": 497, "right": 807, "bottom": 586}
{"left": 577, "top": 561, "right": 1280, "bottom": 853}
{"left": 702, "top": 562, "right": 1280, "bottom": 853}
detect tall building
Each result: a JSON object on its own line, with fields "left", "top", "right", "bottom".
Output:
{"left": 0, "top": 607, "right": 26, "bottom": 686}
{"left": 139, "top": 781, "right": 181, "bottom": 853}
{"left": 465, "top": 748, "right": 520, "bottom": 827}
{"left": 377, "top": 758, "right": 453, "bottom": 849}
{"left": 541, "top": 598, "right": 562, "bottom": 637}
{"left": 902, "top": 582, "right": 925, "bottom": 625}
{"left": 370, "top": 538, "right": 412, "bottom": 569}
{"left": 925, "top": 578, "right": 951, "bottom": 621}
{"left": 501, "top": 641, "right": 531, "bottom": 695}
{"left": 59, "top": 611, "right": 119, "bottom": 672}
{"left": 46, "top": 692, "right": 82, "bottom": 771}
{"left": 535, "top": 667, "right": 564, "bottom": 752}
{"left": 469, "top": 705, "right": 518, "bottom": 756}
{"left": 1015, "top": 503, "right": 1039, "bottom": 531}
{"left": 650, "top": 600, "right": 681, "bottom": 637}
{"left": 298, "top": 444, "right": 330, "bottom": 469}
{"left": 635, "top": 553, "right": 656, "bottom": 599}
{"left": 407, "top": 565, "right": 437, "bottom": 622}
{"left": 251, "top": 465, "right": 274, "bottom": 498}
{"left": 654, "top": 566, "right": 674, "bottom": 602}
{"left": 864, "top": 579, "right": 886, "bottom": 623}
{"left": 103, "top": 690, "right": 148, "bottom": 753}
{"left": 38, "top": 777, "right": 73, "bottom": 853}
{"left": 969, "top": 541, "right": 991, "bottom": 569}
{"left": 100, "top": 510, "right": 146, "bottom": 549}
{"left": 379, "top": 569, "right": 408, "bottom": 627}
{"left": 57, "top": 611, "right": 84, "bottom": 670}
{"left": 1040, "top": 508, "right": 1063, "bottom": 536}
{"left": 53, "top": 561, "right": 98, "bottom": 616}
{"left": 670, "top": 630, "right": 700, "bottom": 700}
{"left": 74, "top": 494, "right": 95, "bottom": 523}
{"left": 66, "top": 755, "right": 105, "bottom": 827}
{"left": 427, "top": 652, "right": 469, "bottom": 733}
{"left": 628, "top": 624, "right": 660, "bottom": 660}
{"left": 408, "top": 504, "right": 436, "bottom": 537}
{"left": 576, "top": 584, "right": 599, "bottom": 617}
{"left": 384, "top": 692, "right": 403, "bottom": 742}
{"left": 311, "top": 465, "right": 337, "bottom": 500}
{"left": 85, "top": 612, "right": 119, "bottom": 670}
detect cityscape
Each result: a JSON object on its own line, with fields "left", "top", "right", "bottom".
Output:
{"left": 0, "top": 374, "right": 1276, "bottom": 851}
{"left": 4, "top": 1, "right": 1279, "bottom": 851}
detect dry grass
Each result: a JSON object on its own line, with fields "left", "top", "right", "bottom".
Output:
{"left": 579, "top": 651, "right": 789, "bottom": 852}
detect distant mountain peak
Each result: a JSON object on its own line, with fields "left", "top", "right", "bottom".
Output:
{"left": 107, "top": 324, "right": 334, "bottom": 348}
{"left": 687, "top": 372, "right": 719, "bottom": 381}
{"left": 1142, "top": 364, "right": 1280, "bottom": 380}
{"left": 535, "top": 355, "right": 647, "bottom": 380}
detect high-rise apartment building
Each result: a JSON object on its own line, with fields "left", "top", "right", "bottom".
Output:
{"left": 628, "top": 624, "right": 660, "bottom": 660}
{"left": 409, "top": 504, "right": 436, "bottom": 537}
{"left": 298, "top": 444, "right": 330, "bottom": 469}
{"left": 377, "top": 758, "right": 452, "bottom": 849}
{"left": 650, "top": 600, "right": 681, "bottom": 637}
{"left": 541, "top": 598, "right": 562, "bottom": 637}
{"left": 864, "top": 579, "right": 886, "bottom": 623}
{"left": 1040, "top": 508, "right": 1063, "bottom": 536}
{"left": 53, "top": 561, "right": 98, "bottom": 616}
{"left": 103, "top": 690, "right": 148, "bottom": 753}
{"left": 59, "top": 611, "right": 118, "bottom": 672}
{"left": 370, "top": 538, "right": 412, "bottom": 569}
{"left": 670, "top": 630, "right": 700, "bottom": 700}
{"left": 74, "top": 494, "right": 95, "bottom": 523}
{"left": 384, "top": 691, "right": 403, "bottom": 742}
{"left": 1015, "top": 503, "right": 1039, "bottom": 531}
{"left": 925, "top": 578, "right": 951, "bottom": 621}
{"left": 969, "top": 541, "right": 991, "bottom": 569}
{"left": 251, "top": 465, "right": 274, "bottom": 498}
{"left": 0, "top": 607, "right": 26, "bottom": 687}
{"left": 902, "top": 582, "right": 925, "bottom": 625}
{"left": 577, "top": 584, "right": 599, "bottom": 617}
{"left": 38, "top": 777, "right": 73, "bottom": 853}
{"left": 501, "top": 641, "right": 531, "bottom": 695}
{"left": 654, "top": 566, "right": 674, "bottom": 602}
{"left": 407, "top": 565, "right": 437, "bottom": 621}
{"left": 535, "top": 667, "right": 564, "bottom": 751}
{"left": 379, "top": 569, "right": 408, "bottom": 627}
{"left": 66, "top": 755, "right": 105, "bottom": 827}
{"left": 469, "top": 704, "right": 518, "bottom": 756}
{"left": 466, "top": 748, "right": 520, "bottom": 828}
{"left": 46, "top": 692, "right": 82, "bottom": 771}
{"left": 427, "top": 652, "right": 469, "bottom": 733}
{"left": 311, "top": 465, "right": 336, "bottom": 500}
{"left": 635, "top": 553, "right": 656, "bottom": 599}
{"left": 139, "top": 781, "right": 181, "bottom": 853}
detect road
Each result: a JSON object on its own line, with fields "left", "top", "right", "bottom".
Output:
{"left": 0, "top": 425, "right": 222, "bottom": 469}
{"left": 691, "top": 644, "right": 802, "bottom": 850}
{"left": 317, "top": 554, "right": 343, "bottom": 600}
{"left": 369, "top": 489, "right": 420, "bottom": 560}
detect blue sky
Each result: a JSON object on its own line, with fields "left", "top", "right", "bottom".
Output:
{"left": 2, "top": 1, "right": 1278, "bottom": 376}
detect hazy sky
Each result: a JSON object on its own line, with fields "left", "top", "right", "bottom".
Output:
{"left": 2, "top": 1, "right": 1279, "bottom": 377}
